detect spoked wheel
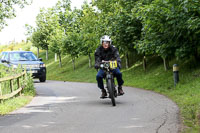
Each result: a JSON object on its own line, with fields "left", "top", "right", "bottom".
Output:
{"left": 107, "top": 79, "right": 116, "bottom": 106}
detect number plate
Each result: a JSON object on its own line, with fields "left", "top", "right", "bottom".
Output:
{"left": 110, "top": 61, "right": 117, "bottom": 69}
{"left": 27, "top": 70, "right": 37, "bottom": 73}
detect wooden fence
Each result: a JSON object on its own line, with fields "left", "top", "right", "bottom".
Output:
{"left": 0, "top": 72, "right": 26, "bottom": 102}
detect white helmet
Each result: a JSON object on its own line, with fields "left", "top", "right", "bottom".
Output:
{"left": 100, "top": 35, "right": 112, "bottom": 45}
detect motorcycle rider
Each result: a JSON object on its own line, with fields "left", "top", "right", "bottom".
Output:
{"left": 95, "top": 35, "right": 124, "bottom": 98}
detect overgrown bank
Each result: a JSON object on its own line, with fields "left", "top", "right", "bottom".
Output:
{"left": 0, "top": 65, "right": 35, "bottom": 115}
{"left": 44, "top": 51, "right": 200, "bottom": 133}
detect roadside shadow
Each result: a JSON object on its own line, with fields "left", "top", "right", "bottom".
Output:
{"left": 86, "top": 98, "right": 126, "bottom": 107}
{"left": 33, "top": 81, "right": 40, "bottom": 83}
{"left": 33, "top": 80, "right": 49, "bottom": 84}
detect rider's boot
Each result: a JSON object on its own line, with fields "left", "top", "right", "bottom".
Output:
{"left": 118, "top": 86, "right": 124, "bottom": 96}
{"left": 114, "top": 88, "right": 118, "bottom": 97}
{"left": 100, "top": 89, "right": 107, "bottom": 98}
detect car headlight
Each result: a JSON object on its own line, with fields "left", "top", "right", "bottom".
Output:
{"left": 40, "top": 64, "right": 46, "bottom": 67}
{"left": 12, "top": 64, "right": 18, "bottom": 69}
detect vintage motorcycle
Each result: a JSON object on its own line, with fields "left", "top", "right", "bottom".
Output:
{"left": 100, "top": 60, "right": 118, "bottom": 106}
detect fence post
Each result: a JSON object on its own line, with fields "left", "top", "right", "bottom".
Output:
{"left": 21, "top": 73, "right": 25, "bottom": 94}
{"left": 10, "top": 80, "right": 12, "bottom": 93}
{"left": 0, "top": 72, "right": 26, "bottom": 101}
{"left": 0, "top": 82, "right": 2, "bottom": 104}
{"left": 0, "top": 82, "right": 2, "bottom": 96}
{"left": 10, "top": 79, "right": 14, "bottom": 93}
{"left": 17, "top": 77, "right": 21, "bottom": 96}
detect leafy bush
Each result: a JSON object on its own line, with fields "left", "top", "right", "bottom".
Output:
{"left": 23, "top": 72, "right": 35, "bottom": 96}
{"left": 0, "top": 64, "right": 35, "bottom": 96}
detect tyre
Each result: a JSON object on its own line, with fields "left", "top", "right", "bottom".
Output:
{"left": 107, "top": 78, "right": 116, "bottom": 106}
{"left": 39, "top": 76, "right": 46, "bottom": 82}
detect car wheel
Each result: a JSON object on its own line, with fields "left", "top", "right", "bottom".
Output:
{"left": 39, "top": 76, "right": 46, "bottom": 82}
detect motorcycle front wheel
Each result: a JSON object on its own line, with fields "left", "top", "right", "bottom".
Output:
{"left": 107, "top": 78, "right": 116, "bottom": 106}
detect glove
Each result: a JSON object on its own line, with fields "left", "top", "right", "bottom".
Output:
{"left": 118, "top": 62, "right": 121, "bottom": 69}
{"left": 94, "top": 63, "right": 100, "bottom": 69}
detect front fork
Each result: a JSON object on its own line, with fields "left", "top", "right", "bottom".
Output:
{"left": 106, "top": 73, "right": 117, "bottom": 97}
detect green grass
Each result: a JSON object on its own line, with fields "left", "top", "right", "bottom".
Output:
{"left": 46, "top": 55, "right": 97, "bottom": 82}
{"left": 0, "top": 74, "right": 35, "bottom": 115}
{"left": 0, "top": 96, "right": 33, "bottom": 115}
{"left": 41, "top": 51, "right": 200, "bottom": 132}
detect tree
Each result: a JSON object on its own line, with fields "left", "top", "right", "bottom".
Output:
{"left": 0, "top": 0, "right": 31, "bottom": 31}
{"left": 62, "top": 8, "right": 83, "bottom": 70}
{"left": 135, "top": 0, "right": 200, "bottom": 70}
{"left": 49, "top": 27, "right": 65, "bottom": 67}
{"left": 79, "top": 2, "right": 98, "bottom": 68}
{"left": 135, "top": 0, "right": 173, "bottom": 70}
{"left": 94, "top": 0, "right": 142, "bottom": 68}
{"left": 25, "top": 24, "right": 40, "bottom": 57}
{"left": 47, "top": 8, "right": 66, "bottom": 67}
{"left": 34, "top": 8, "right": 57, "bottom": 60}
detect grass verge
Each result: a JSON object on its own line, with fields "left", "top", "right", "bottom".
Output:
{"left": 0, "top": 65, "right": 35, "bottom": 115}
{"left": 0, "top": 96, "right": 33, "bottom": 115}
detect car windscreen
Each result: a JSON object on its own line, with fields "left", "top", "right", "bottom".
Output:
{"left": 10, "top": 52, "right": 38, "bottom": 61}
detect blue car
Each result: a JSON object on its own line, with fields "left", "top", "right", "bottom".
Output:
{"left": 0, "top": 51, "right": 46, "bottom": 82}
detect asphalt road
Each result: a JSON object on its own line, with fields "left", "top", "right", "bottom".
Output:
{"left": 0, "top": 80, "right": 181, "bottom": 133}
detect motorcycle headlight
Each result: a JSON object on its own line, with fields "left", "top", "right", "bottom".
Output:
{"left": 100, "top": 64, "right": 104, "bottom": 68}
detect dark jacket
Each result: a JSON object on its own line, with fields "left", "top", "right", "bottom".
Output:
{"left": 94, "top": 45, "right": 121, "bottom": 68}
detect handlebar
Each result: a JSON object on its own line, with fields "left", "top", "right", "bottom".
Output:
{"left": 100, "top": 60, "right": 118, "bottom": 70}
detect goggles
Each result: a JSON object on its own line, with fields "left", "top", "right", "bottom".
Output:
{"left": 102, "top": 41, "right": 110, "bottom": 44}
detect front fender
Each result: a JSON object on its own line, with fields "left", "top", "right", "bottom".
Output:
{"left": 106, "top": 74, "right": 112, "bottom": 79}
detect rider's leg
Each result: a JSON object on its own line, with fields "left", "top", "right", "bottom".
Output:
{"left": 112, "top": 68, "right": 124, "bottom": 86}
{"left": 96, "top": 69, "right": 107, "bottom": 98}
{"left": 112, "top": 68, "right": 124, "bottom": 95}
{"left": 96, "top": 69, "right": 105, "bottom": 89}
